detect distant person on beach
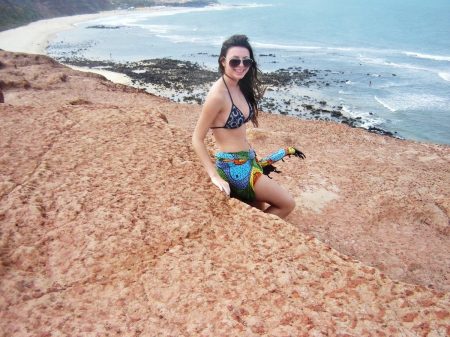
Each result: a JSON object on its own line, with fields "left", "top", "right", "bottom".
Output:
{"left": 192, "top": 34, "right": 305, "bottom": 218}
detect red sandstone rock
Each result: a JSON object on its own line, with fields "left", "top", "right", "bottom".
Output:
{"left": 0, "top": 51, "right": 449, "bottom": 335}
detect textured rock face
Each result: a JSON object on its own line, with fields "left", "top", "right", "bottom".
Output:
{"left": 0, "top": 51, "right": 449, "bottom": 335}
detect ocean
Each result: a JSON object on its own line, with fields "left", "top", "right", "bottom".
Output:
{"left": 47, "top": 0, "right": 450, "bottom": 145}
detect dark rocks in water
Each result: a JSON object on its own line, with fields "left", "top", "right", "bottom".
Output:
{"left": 57, "top": 57, "right": 218, "bottom": 90}
{"left": 330, "top": 110, "right": 343, "bottom": 118}
{"left": 341, "top": 118, "right": 356, "bottom": 127}
{"left": 183, "top": 95, "right": 203, "bottom": 104}
{"left": 368, "top": 126, "right": 397, "bottom": 138}
{"left": 261, "top": 68, "right": 318, "bottom": 87}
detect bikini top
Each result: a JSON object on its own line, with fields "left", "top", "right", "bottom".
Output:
{"left": 210, "top": 77, "right": 254, "bottom": 129}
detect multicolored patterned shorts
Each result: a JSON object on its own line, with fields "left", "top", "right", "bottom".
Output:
{"left": 215, "top": 147, "right": 303, "bottom": 202}
{"left": 215, "top": 149, "right": 263, "bottom": 202}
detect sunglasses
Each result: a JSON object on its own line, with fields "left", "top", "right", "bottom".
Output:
{"left": 223, "top": 57, "right": 253, "bottom": 68}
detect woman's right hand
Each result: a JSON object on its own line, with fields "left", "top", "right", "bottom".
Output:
{"left": 211, "top": 176, "right": 230, "bottom": 196}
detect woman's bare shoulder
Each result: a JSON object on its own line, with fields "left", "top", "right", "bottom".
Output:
{"left": 204, "top": 78, "right": 227, "bottom": 104}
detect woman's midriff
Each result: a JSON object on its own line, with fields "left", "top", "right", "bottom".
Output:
{"left": 212, "top": 127, "right": 250, "bottom": 153}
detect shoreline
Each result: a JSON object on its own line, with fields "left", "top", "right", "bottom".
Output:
{"left": 0, "top": 9, "right": 166, "bottom": 85}
{"left": 0, "top": 13, "right": 110, "bottom": 55}
{"left": 0, "top": 10, "right": 134, "bottom": 84}
{"left": 0, "top": 7, "right": 184, "bottom": 55}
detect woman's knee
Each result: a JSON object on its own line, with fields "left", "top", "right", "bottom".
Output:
{"left": 285, "top": 195, "right": 296, "bottom": 214}
{"left": 248, "top": 200, "right": 266, "bottom": 211}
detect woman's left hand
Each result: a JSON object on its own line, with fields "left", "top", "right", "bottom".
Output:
{"left": 211, "top": 175, "right": 231, "bottom": 197}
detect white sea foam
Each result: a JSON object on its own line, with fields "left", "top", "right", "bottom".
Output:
{"left": 253, "top": 43, "right": 378, "bottom": 55}
{"left": 404, "top": 52, "right": 450, "bottom": 62}
{"left": 87, "top": 4, "right": 271, "bottom": 27}
{"left": 326, "top": 47, "right": 354, "bottom": 52}
{"left": 154, "top": 33, "right": 222, "bottom": 46}
{"left": 340, "top": 105, "right": 385, "bottom": 128}
{"left": 375, "top": 94, "right": 449, "bottom": 112}
{"left": 439, "top": 72, "right": 450, "bottom": 81}
{"left": 253, "top": 42, "right": 321, "bottom": 51}
{"left": 134, "top": 24, "right": 175, "bottom": 34}
{"left": 155, "top": 34, "right": 206, "bottom": 44}
{"left": 143, "top": 3, "right": 271, "bottom": 15}
{"left": 357, "top": 55, "right": 429, "bottom": 72}
{"left": 341, "top": 105, "right": 352, "bottom": 114}
{"left": 361, "top": 56, "right": 450, "bottom": 82}
{"left": 375, "top": 96, "right": 396, "bottom": 112}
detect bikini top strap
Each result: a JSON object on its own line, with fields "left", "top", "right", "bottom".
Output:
{"left": 222, "top": 76, "right": 234, "bottom": 104}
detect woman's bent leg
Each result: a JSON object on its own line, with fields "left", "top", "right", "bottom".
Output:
{"left": 247, "top": 200, "right": 266, "bottom": 211}
{"left": 252, "top": 175, "right": 295, "bottom": 218}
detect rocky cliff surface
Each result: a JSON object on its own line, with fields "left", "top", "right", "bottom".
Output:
{"left": 0, "top": 51, "right": 449, "bottom": 335}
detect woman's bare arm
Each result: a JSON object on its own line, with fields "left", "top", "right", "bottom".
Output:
{"left": 192, "top": 88, "right": 231, "bottom": 195}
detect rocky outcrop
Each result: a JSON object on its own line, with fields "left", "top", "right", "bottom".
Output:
{"left": 0, "top": 51, "right": 449, "bottom": 335}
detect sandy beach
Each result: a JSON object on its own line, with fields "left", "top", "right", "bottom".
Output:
{"left": 0, "top": 10, "right": 138, "bottom": 84}
{"left": 0, "top": 14, "right": 107, "bottom": 55}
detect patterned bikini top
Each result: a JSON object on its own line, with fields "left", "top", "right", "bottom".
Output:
{"left": 210, "top": 77, "right": 254, "bottom": 129}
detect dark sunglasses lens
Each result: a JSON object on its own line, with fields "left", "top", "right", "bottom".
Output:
{"left": 229, "top": 59, "right": 241, "bottom": 67}
{"left": 243, "top": 59, "right": 253, "bottom": 67}
{"left": 228, "top": 59, "right": 253, "bottom": 67}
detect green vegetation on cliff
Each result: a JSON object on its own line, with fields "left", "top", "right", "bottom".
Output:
{"left": 0, "top": 0, "right": 217, "bottom": 32}
{"left": 0, "top": 0, "right": 40, "bottom": 31}
{"left": 0, "top": 0, "right": 113, "bottom": 31}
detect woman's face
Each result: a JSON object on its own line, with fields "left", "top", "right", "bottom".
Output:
{"left": 221, "top": 46, "right": 252, "bottom": 81}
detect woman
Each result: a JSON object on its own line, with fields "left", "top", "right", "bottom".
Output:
{"left": 192, "top": 35, "right": 304, "bottom": 218}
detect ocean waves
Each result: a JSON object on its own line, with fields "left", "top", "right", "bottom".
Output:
{"left": 404, "top": 51, "right": 450, "bottom": 62}
{"left": 375, "top": 94, "right": 449, "bottom": 112}
{"left": 439, "top": 72, "right": 450, "bottom": 81}
{"left": 375, "top": 96, "right": 397, "bottom": 112}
